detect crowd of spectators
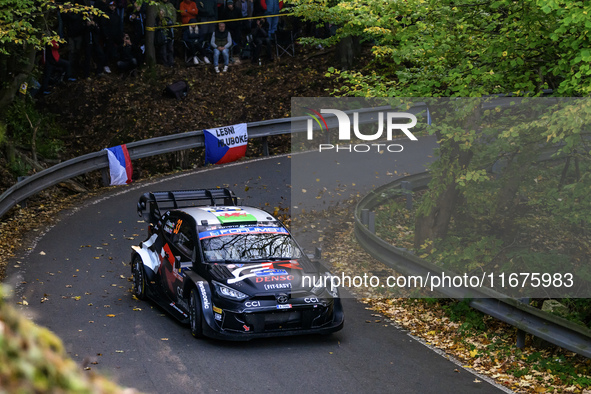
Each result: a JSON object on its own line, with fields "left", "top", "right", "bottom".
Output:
{"left": 41, "top": 0, "right": 301, "bottom": 93}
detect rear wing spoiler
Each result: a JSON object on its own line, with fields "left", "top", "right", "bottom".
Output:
{"left": 137, "top": 188, "right": 238, "bottom": 224}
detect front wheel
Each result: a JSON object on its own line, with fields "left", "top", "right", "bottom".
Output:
{"left": 132, "top": 255, "right": 147, "bottom": 300}
{"left": 189, "top": 288, "right": 204, "bottom": 338}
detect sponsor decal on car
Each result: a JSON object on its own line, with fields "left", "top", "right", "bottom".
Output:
{"left": 214, "top": 313, "right": 222, "bottom": 321}
{"left": 198, "top": 226, "right": 288, "bottom": 239}
{"left": 255, "top": 274, "right": 294, "bottom": 283}
{"left": 264, "top": 283, "right": 292, "bottom": 290}
{"left": 227, "top": 263, "right": 297, "bottom": 284}
{"left": 304, "top": 297, "right": 319, "bottom": 303}
{"left": 200, "top": 207, "right": 257, "bottom": 224}
{"left": 197, "top": 282, "right": 210, "bottom": 310}
{"left": 276, "top": 304, "right": 292, "bottom": 309}
{"left": 213, "top": 306, "right": 222, "bottom": 314}
{"left": 244, "top": 301, "right": 261, "bottom": 308}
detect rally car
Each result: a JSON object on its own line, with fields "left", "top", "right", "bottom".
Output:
{"left": 131, "top": 188, "right": 344, "bottom": 340}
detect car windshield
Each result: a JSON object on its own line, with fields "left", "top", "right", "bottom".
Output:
{"left": 199, "top": 227, "right": 303, "bottom": 263}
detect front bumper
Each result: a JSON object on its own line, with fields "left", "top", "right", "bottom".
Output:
{"left": 202, "top": 298, "right": 345, "bottom": 341}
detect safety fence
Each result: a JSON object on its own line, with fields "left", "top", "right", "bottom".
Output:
{"left": 354, "top": 173, "right": 591, "bottom": 358}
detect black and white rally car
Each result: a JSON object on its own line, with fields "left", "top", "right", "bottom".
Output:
{"left": 131, "top": 188, "right": 344, "bottom": 340}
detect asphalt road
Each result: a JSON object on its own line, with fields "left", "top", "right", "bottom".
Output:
{"left": 6, "top": 137, "right": 509, "bottom": 393}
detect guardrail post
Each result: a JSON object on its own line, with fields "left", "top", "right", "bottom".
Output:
{"left": 16, "top": 176, "right": 28, "bottom": 208}
{"left": 401, "top": 181, "right": 413, "bottom": 211}
{"left": 101, "top": 168, "right": 110, "bottom": 187}
{"left": 516, "top": 298, "right": 530, "bottom": 348}
{"left": 315, "top": 247, "right": 322, "bottom": 260}
{"left": 262, "top": 136, "right": 269, "bottom": 156}
{"left": 368, "top": 211, "right": 375, "bottom": 233}
{"left": 361, "top": 209, "right": 369, "bottom": 226}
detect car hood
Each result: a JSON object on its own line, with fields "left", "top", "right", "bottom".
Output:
{"left": 209, "top": 260, "right": 321, "bottom": 294}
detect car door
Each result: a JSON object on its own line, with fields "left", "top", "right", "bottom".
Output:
{"left": 161, "top": 213, "right": 196, "bottom": 302}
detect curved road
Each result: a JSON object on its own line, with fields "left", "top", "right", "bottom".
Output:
{"left": 6, "top": 138, "right": 508, "bottom": 393}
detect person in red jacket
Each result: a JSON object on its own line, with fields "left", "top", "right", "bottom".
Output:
{"left": 41, "top": 40, "right": 75, "bottom": 94}
{"left": 179, "top": 0, "right": 198, "bottom": 24}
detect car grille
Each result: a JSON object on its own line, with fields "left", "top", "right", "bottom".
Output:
{"left": 220, "top": 304, "right": 334, "bottom": 333}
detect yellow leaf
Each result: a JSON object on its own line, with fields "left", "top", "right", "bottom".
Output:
{"left": 106, "top": 314, "right": 116, "bottom": 317}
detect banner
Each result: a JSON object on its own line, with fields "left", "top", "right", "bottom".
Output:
{"left": 204, "top": 123, "right": 248, "bottom": 165}
{"left": 105, "top": 144, "right": 133, "bottom": 185}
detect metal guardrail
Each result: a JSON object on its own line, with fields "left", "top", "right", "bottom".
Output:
{"left": 2, "top": 97, "right": 589, "bottom": 356}
{"left": 354, "top": 173, "right": 591, "bottom": 358}
{"left": 0, "top": 106, "right": 397, "bottom": 220}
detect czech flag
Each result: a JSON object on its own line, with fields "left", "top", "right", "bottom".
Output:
{"left": 204, "top": 123, "right": 248, "bottom": 165}
{"left": 105, "top": 144, "right": 133, "bottom": 185}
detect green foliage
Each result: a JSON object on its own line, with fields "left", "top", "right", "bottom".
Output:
{"left": 3, "top": 99, "right": 65, "bottom": 160}
{"left": 289, "top": 0, "right": 591, "bottom": 97}
{"left": 0, "top": 285, "right": 133, "bottom": 393}
{"left": 0, "top": 0, "right": 103, "bottom": 55}
{"left": 441, "top": 299, "right": 486, "bottom": 333}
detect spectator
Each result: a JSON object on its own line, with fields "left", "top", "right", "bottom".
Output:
{"left": 252, "top": 0, "right": 265, "bottom": 17}
{"left": 158, "top": 0, "right": 178, "bottom": 23}
{"left": 117, "top": 33, "right": 138, "bottom": 73}
{"left": 221, "top": 0, "right": 242, "bottom": 49}
{"left": 210, "top": 22, "right": 232, "bottom": 72}
{"left": 62, "top": 4, "right": 85, "bottom": 78}
{"left": 183, "top": 19, "right": 211, "bottom": 64}
{"left": 41, "top": 40, "right": 75, "bottom": 94}
{"left": 115, "top": 0, "right": 127, "bottom": 33}
{"left": 101, "top": 1, "right": 123, "bottom": 73}
{"left": 196, "top": 0, "right": 217, "bottom": 37}
{"left": 155, "top": 8, "right": 175, "bottom": 67}
{"left": 179, "top": 0, "right": 198, "bottom": 24}
{"left": 265, "top": 0, "right": 279, "bottom": 38}
{"left": 237, "top": 0, "right": 253, "bottom": 37}
{"left": 81, "top": 15, "right": 106, "bottom": 78}
{"left": 129, "top": 1, "right": 147, "bottom": 45}
{"left": 251, "top": 18, "right": 272, "bottom": 64}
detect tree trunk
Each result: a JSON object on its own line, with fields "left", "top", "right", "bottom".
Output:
{"left": 413, "top": 103, "right": 480, "bottom": 250}
{"left": 145, "top": 5, "right": 158, "bottom": 66}
{"left": 335, "top": 36, "right": 360, "bottom": 70}
{"left": 0, "top": 45, "right": 36, "bottom": 110}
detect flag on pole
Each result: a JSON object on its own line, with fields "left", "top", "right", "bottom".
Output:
{"left": 204, "top": 123, "right": 248, "bottom": 165}
{"left": 105, "top": 144, "right": 133, "bottom": 185}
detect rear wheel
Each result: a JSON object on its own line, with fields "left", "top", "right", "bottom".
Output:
{"left": 132, "top": 255, "right": 147, "bottom": 300}
{"left": 189, "top": 288, "right": 204, "bottom": 338}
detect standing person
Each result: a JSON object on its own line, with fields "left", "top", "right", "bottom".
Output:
{"left": 115, "top": 0, "right": 127, "bottom": 34}
{"left": 210, "top": 22, "right": 232, "bottom": 73}
{"left": 158, "top": 0, "right": 178, "bottom": 23}
{"left": 81, "top": 15, "right": 106, "bottom": 78}
{"left": 41, "top": 40, "right": 75, "bottom": 94}
{"left": 155, "top": 8, "right": 175, "bottom": 67}
{"left": 265, "top": 0, "right": 279, "bottom": 38}
{"left": 101, "top": 1, "right": 123, "bottom": 73}
{"left": 62, "top": 4, "right": 85, "bottom": 78}
{"left": 237, "top": 0, "right": 253, "bottom": 37}
{"left": 129, "top": 1, "right": 147, "bottom": 45}
{"left": 221, "top": 0, "right": 242, "bottom": 49}
{"left": 196, "top": 0, "right": 217, "bottom": 38}
{"left": 179, "top": 0, "right": 198, "bottom": 24}
{"left": 251, "top": 17, "right": 272, "bottom": 64}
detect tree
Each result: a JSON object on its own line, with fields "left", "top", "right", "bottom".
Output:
{"left": 0, "top": 0, "right": 101, "bottom": 109}
{"left": 288, "top": 0, "right": 591, "bottom": 250}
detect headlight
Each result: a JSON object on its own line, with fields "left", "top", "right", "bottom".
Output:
{"left": 213, "top": 281, "right": 248, "bottom": 301}
{"left": 311, "top": 273, "right": 338, "bottom": 298}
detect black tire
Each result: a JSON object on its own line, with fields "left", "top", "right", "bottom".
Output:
{"left": 189, "top": 288, "right": 204, "bottom": 338}
{"left": 132, "top": 255, "right": 147, "bottom": 300}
